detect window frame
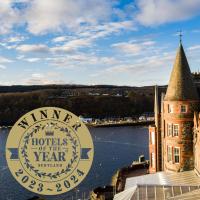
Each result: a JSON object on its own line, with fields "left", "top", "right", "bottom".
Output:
{"left": 180, "top": 105, "right": 187, "bottom": 113}
{"left": 151, "top": 131, "right": 155, "bottom": 145}
{"left": 167, "top": 146, "right": 173, "bottom": 163}
{"left": 167, "top": 123, "right": 173, "bottom": 136}
{"left": 168, "top": 104, "right": 173, "bottom": 113}
{"left": 173, "top": 124, "right": 179, "bottom": 137}
{"left": 151, "top": 152, "right": 155, "bottom": 168}
{"left": 174, "top": 147, "right": 180, "bottom": 164}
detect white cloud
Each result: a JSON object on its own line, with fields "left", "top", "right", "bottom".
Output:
{"left": 112, "top": 42, "right": 142, "bottom": 55}
{"left": 93, "top": 53, "right": 174, "bottom": 81}
{"left": 50, "top": 21, "right": 135, "bottom": 55}
{"left": 16, "top": 38, "right": 92, "bottom": 55}
{"left": 0, "top": 0, "right": 135, "bottom": 37}
{"left": 16, "top": 55, "right": 25, "bottom": 60}
{"left": 0, "top": 0, "right": 20, "bottom": 34}
{"left": 24, "top": 57, "right": 41, "bottom": 62}
{"left": 52, "top": 36, "right": 67, "bottom": 43}
{"left": 78, "top": 21, "right": 136, "bottom": 39}
{"left": 0, "top": 0, "right": 200, "bottom": 36}
{"left": 25, "top": 0, "right": 112, "bottom": 35}
{"left": 24, "top": 72, "right": 65, "bottom": 85}
{"left": 52, "top": 36, "right": 76, "bottom": 43}
{"left": 31, "top": 73, "right": 44, "bottom": 78}
{"left": 6, "top": 35, "right": 26, "bottom": 43}
{"left": 51, "top": 38, "right": 92, "bottom": 53}
{"left": 16, "top": 44, "right": 49, "bottom": 53}
{"left": 136, "top": 0, "right": 200, "bottom": 26}
{"left": 46, "top": 52, "right": 119, "bottom": 69}
{"left": 24, "top": 78, "right": 64, "bottom": 85}
{"left": 0, "top": 56, "right": 13, "bottom": 63}
{"left": 0, "top": 65, "right": 7, "bottom": 69}
{"left": 51, "top": 21, "right": 135, "bottom": 43}
{"left": 112, "top": 40, "right": 156, "bottom": 55}
{"left": 188, "top": 45, "right": 200, "bottom": 51}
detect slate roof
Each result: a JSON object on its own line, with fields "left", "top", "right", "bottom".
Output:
{"left": 164, "top": 43, "right": 199, "bottom": 101}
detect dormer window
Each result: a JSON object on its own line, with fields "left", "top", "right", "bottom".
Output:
{"left": 168, "top": 104, "right": 173, "bottom": 113}
{"left": 180, "top": 105, "right": 187, "bottom": 113}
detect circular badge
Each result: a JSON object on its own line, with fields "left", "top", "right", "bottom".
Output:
{"left": 6, "top": 107, "right": 94, "bottom": 195}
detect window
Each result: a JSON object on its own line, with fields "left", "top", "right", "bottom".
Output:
{"left": 151, "top": 132, "right": 155, "bottom": 145}
{"left": 181, "top": 105, "right": 187, "bottom": 113}
{"left": 173, "top": 124, "right": 179, "bottom": 136}
{"left": 167, "top": 146, "right": 172, "bottom": 162}
{"left": 168, "top": 104, "right": 173, "bottom": 113}
{"left": 151, "top": 153, "right": 155, "bottom": 168}
{"left": 167, "top": 124, "right": 179, "bottom": 137}
{"left": 167, "top": 124, "right": 173, "bottom": 136}
{"left": 174, "top": 147, "right": 180, "bottom": 163}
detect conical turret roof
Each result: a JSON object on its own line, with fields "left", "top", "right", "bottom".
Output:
{"left": 164, "top": 43, "right": 199, "bottom": 101}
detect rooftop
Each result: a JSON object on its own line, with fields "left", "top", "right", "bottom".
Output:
{"left": 164, "top": 43, "right": 199, "bottom": 101}
{"left": 114, "top": 170, "right": 200, "bottom": 200}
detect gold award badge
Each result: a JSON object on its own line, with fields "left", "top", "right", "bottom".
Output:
{"left": 6, "top": 107, "right": 94, "bottom": 195}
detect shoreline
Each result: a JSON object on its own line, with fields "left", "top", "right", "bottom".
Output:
{"left": 0, "top": 121, "right": 154, "bottom": 130}
{"left": 87, "top": 120, "right": 154, "bottom": 128}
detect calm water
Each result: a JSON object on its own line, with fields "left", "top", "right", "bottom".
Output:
{"left": 0, "top": 126, "right": 148, "bottom": 200}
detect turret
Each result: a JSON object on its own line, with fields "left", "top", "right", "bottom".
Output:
{"left": 163, "top": 41, "right": 199, "bottom": 172}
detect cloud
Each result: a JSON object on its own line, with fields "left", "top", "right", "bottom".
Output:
{"left": 0, "top": 0, "right": 135, "bottom": 37}
{"left": 52, "top": 36, "right": 76, "bottom": 43}
{"left": 16, "top": 55, "right": 41, "bottom": 63}
{"left": 0, "top": 56, "right": 13, "bottom": 63}
{"left": 0, "top": 0, "right": 21, "bottom": 34}
{"left": 136, "top": 0, "right": 200, "bottom": 26}
{"left": 16, "top": 38, "right": 92, "bottom": 55}
{"left": 90, "top": 49, "right": 174, "bottom": 85}
{"left": 78, "top": 21, "right": 136, "bottom": 39}
{"left": 51, "top": 38, "right": 92, "bottom": 53}
{"left": 0, "top": 65, "right": 7, "bottom": 69}
{"left": 25, "top": 0, "right": 112, "bottom": 35}
{"left": 1, "top": 0, "right": 200, "bottom": 37}
{"left": 16, "top": 44, "right": 49, "bottom": 53}
{"left": 45, "top": 52, "right": 119, "bottom": 69}
{"left": 24, "top": 57, "right": 41, "bottom": 62}
{"left": 0, "top": 56, "right": 12, "bottom": 70}
{"left": 188, "top": 45, "right": 200, "bottom": 51}
{"left": 6, "top": 35, "right": 26, "bottom": 43}
{"left": 24, "top": 72, "right": 65, "bottom": 85}
{"left": 50, "top": 21, "right": 135, "bottom": 56}
{"left": 112, "top": 40, "right": 156, "bottom": 55}
{"left": 31, "top": 73, "right": 44, "bottom": 78}
{"left": 51, "top": 21, "right": 135, "bottom": 45}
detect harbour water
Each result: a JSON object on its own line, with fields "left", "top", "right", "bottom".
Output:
{"left": 0, "top": 126, "right": 148, "bottom": 200}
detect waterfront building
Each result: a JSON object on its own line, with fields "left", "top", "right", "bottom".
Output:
{"left": 149, "top": 40, "right": 200, "bottom": 173}
{"left": 113, "top": 39, "right": 200, "bottom": 199}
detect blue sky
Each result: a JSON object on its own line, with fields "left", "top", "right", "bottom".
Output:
{"left": 1, "top": 0, "right": 200, "bottom": 86}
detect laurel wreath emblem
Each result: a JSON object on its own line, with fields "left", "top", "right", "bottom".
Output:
{"left": 20, "top": 122, "right": 79, "bottom": 179}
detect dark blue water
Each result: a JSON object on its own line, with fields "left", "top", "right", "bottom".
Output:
{"left": 0, "top": 126, "right": 148, "bottom": 200}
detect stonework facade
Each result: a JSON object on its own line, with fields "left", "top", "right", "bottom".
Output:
{"left": 149, "top": 42, "right": 200, "bottom": 174}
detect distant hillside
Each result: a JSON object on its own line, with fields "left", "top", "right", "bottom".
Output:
{"left": 2, "top": 81, "right": 200, "bottom": 126}
{"left": 0, "top": 85, "right": 163, "bottom": 126}
{"left": 0, "top": 84, "right": 158, "bottom": 93}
